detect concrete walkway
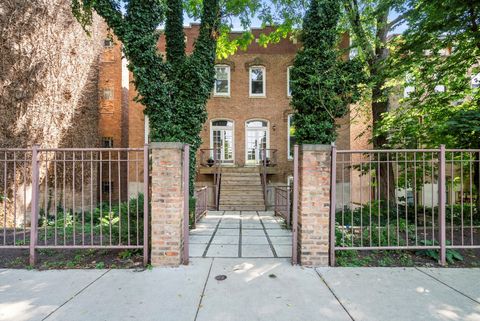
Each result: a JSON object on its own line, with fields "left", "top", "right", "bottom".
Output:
{"left": 1, "top": 260, "right": 479, "bottom": 321}
{"left": 190, "top": 211, "right": 292, "bottom": 258}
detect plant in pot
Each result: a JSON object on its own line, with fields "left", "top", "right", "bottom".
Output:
{"left": 207, "top": 157, "right": 215, "bottom": 167}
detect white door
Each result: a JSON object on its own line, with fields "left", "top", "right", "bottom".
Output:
{"left": 246, "top": 120, "right": 268, "bottom": 165}
{"left": 211, "top": 120, "right": 234, "bottom": 164}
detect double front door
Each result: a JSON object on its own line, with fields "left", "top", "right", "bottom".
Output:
{"left": 210, "top": 120, "right": 269, "bottom": 165}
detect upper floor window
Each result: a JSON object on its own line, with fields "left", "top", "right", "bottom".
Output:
{"left": 249, "top": 66, "right": 265, "bottom": 97}
{"left": 471, "top": 73, "right": 480, "bottom": 88}
{"left": 102, "top": 137, "right": 113, "bottom": 148}
{"left": 103, "top": 39, "right": 114, "bottom": 48}
{"left": 214, "top": 65, "right": 230, "bottom": 96}
{"left": 287, "top": 66, "right": 293, "bottom": 97}
{"left": 102, "top": 88, "right": 114, "bottom": 100}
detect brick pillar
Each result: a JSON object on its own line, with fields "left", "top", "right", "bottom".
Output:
{"left": 298, "top": 144, "right": 332, "bottom": 267}
{"left": 150, "top": 142, "right": 186, "bottom": 267}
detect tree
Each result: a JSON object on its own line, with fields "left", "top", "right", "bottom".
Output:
{"left": 290, "top": 0, "right": 364, "bottom": 145}
{"left": 377, "top": 0, "right": 480, "bottom": 210}
{"left": 341, "top": 0, "right": 408, "bottom": 200}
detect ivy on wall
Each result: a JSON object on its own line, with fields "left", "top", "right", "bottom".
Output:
{"left": 72, "top": 0, "right": 219, "bottom": 195}
{"left": 289, "top": 0, "right": 365, "bottom": 144}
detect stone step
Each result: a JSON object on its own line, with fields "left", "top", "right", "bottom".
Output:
{"left": 221, "top": 176, "right": 261, "bottom": 181}
{"left": 221, "top": 172, "right": 259, "bottom": 176}
{"left": 221, "top": 185, "right": 263, "bottom": 191}
{"left": 219, "top": 205, "right": 266, "bottom": 211}
{"left": 220, "top": 201, "right": 265, "bottom": 206}
{"left": 221, "top": 190, "right": 264, "bottom": 196}
{"left": 220, "top": 197, "right": 264, "bottom": 203}
{"left": 220, "top": 167, "right": 260, "bottom": 173}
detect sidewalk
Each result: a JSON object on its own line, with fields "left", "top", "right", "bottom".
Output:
{"left": 1, "top": 259, "right": 479, "bottom": 321}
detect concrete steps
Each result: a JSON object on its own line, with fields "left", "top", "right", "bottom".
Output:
{"left": 218, "top": 170, "right": 266, "bottom": 211}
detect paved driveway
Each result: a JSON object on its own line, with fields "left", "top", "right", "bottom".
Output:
{"left": 1, "top": 260, "right": 479, "bottom": 321}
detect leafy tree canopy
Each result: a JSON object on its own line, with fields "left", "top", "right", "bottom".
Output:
{"left": 377, "top": 0, "right": 480, "bottom": 149}
{"left": 290, "top": 0, "right": 365, "bottom": 144}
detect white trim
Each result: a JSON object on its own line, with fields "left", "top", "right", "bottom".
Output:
{"left": 287, "top": 66, "right": 292, "bottom": 97}
{"left": 287, "top": 114, "right": 294, "bottom": 160}
{"left": 213, "top": 65, "right": 231, "bottom": 97}
{"left": 249, "top": 66, "right": 266, "bottom": 97}
{"left": 245, "top": 119, "right": 270, "bottom": 165}
{"left": 144, "top": 116, "right": 150, "bottom": 144}
{"left": 209, "top": 119, "right": 235, "bottom": 164}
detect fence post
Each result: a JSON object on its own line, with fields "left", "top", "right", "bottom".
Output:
{"left": 143, "top": 144, "right": 149, "bottom": 266}
{"left": 29, "top": 145, "right": 39, "bottom": 266}
{"left": 329, "top": 145, "right": 337, "bottom": 267}
{"left": 439, "top": 145, "right": 446, "bottom": 266}
{"left": 292, "top": 145, "right": 299, "bottom": 265}
{"left": 286, "top": 186, "right": 291, "bottom": 227}
{"left": 150, "top": 142, "right": 186, "bottom": 267}
{"left": 183, "top": 144, "right": 190, "bottom": 265}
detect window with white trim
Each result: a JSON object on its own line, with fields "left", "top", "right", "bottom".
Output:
{"left": 403, "top": 73, "right": 415, "bottom": 98}
{"left": 214, "top": 65, "right": 230, "bottom": 96}
{"left": 102, "top": 137, "right": 113, "bottom": 148}
{"left": 102, "top": 88, "right": 114, "bottom": 100}
{"left": 103, "top": 39, "right": 114, "bottom": 48}
{"left": 249, "top": 66, "right": 265, "bottom": 96}
{"left": 288, "top": 114, "right": 296, "bottom": 160}
{"left": 471, "top": 73, "right": 480, "bottom": 88}
{"left": 287, "top": 66, "right": 293, "bottom": 97}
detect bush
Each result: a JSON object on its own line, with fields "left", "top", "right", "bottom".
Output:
{"left": 40, "top": 194, "right": 145, "bottom": 245}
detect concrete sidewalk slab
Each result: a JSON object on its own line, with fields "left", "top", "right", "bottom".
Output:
{"left": 196, "top": 258, "right": 351, "bottom": 321}
{"left": 418, "top": 268, "right": 480, "bottom": 303}
{"left": 0, "top": 269, "right": 105, "bottom": 321}
{"left": 46, "top": 259, "right": 212, "bottom": 321}
{"left": 317, "top": 267, "right": 480, "bottom": 321}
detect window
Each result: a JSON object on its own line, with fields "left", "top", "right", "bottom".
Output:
{"left": 249, "top": 66, "right": 265, "bottom": 96}
{"left": 103, "top": 39, "right": 114, "bottom": 48}
{"left": 404, "top": 73, "right": 415, "bottom": 98}
{"left": 471, "top": 73, "right": 480, "bottom": 88}
{"left": 287, "top": 66, "right": 293, "bottom": 97}
{"left": 214, "top": 65, "right": 230, "bottom": 96}
{"left": 102, "top": 88, "right": 114, "bottom": 100}
{"left": 102, "top": 181, "right": 112, "bottom": 194}
{"left": 102, "top": 137, "right": 113, "bottom": 148}
{"left": 287, "top": 115, "right": 296, "bottom": 160}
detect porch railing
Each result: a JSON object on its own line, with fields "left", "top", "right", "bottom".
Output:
{"left": 0, "top": 146, "right": 149, "bottom": 265}
{"left": 330, "top": 145, "right": 480, "bottom": 266}
{"left": 199, "top": 148, "right": 222, "bottom": 210}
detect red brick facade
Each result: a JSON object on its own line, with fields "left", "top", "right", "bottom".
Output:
{"left": 98, "top": 25, "right": 370, "bottom": 187}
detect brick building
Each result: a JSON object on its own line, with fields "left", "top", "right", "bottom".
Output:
{"left": 98, "top": 24, "right": 371, "bottom": 206}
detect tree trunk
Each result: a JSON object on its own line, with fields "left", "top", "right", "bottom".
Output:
{"left": 371, "top": 79, "right": 396, "bottom": 203}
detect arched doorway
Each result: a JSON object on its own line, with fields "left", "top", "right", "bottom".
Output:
{"left": 210, "top": 119, "right": 234, "bottom": 164}
{"left": 245, "top": 119, "right": 269, "bottom": 165}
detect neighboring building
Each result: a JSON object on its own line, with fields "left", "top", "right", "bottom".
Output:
{"left": 98, "top": 24, "right": 371, "bottom": 205}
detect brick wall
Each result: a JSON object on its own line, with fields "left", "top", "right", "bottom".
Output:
{"left": 298, "top": 144, "right": 332, "bottom": 267}
{"left": 150, "top": 143, "right": 186, "bottom": 266}
{"left": 106, "top": 26, "right": 367, "bottom": 188}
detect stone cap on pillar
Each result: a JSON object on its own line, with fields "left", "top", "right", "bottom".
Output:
{"left": 150, "top": 142, "right": 185, "bottom": 149}
{"left": 300, "top": 144, "right": 332, "bottom": 151}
